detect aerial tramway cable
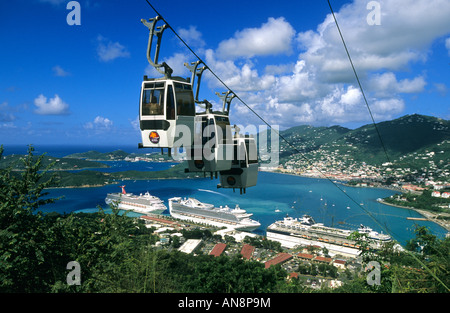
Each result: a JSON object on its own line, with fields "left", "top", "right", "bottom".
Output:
{"left": 326, "top": 0, "right": 390, "bottom": 164}
{"left": 326, "top": 0, "right": 448, "bottom": 292}
{"left": 142, "top": 0, "right": 449, "bottom": 291}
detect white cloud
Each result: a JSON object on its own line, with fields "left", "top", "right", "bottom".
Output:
{"left": 52, "top": 65, "right": 70, "bottom": 77}
{"left": 177, "top": 26, "right": 206, "bottom": 49}
{"left": 39, "top": 0, "right": 65, "bottom": 6}
{"left": 130, "top": 116, "right": 139, "bottom": 131}
{"left": 145, "top": 52, "right": 191, "bottom": 78}
{"left": 96, "top": 35, "right": 130, "bottom": 62}
{"left": 34, "top": 94, "right": 70, "bottom": 115}
{"left": 84, "top": 116, "right": 113, "bottom": 130}
{"left": 217, "top": 17, "right": 296, "bottom": 59}
{"left": 446, "top": 37, "right": 450, "bottom": 56}
{"left": 0, "top": 102, "right": 16, "bottom": 122}
{"left": 204, "top": 49, "right": 276, "bottom": 92}
{"left": 274, "top": 60, "right": 318, "bottom": 102}
{"left": 434, "top": 83, "right": 447, "bottom": 96}
{"left": 297, "top": 0, "right": 450, "bottom": 84}
{"left": 368, "top": 72, "right": 426, "bottom": 97}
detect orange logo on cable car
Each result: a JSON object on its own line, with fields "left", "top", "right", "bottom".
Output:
{"left": 194, "top": 160, "right": 204, "bottom": 169}
{"left": 227, "top": 176, "right": 236, "bottom": 186}
{"left": 149, "top": 131, "right": 160, "bottom": 144}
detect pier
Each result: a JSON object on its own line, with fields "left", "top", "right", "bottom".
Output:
{"left": 406, "top": 217, "right": 428, "bottom": 221}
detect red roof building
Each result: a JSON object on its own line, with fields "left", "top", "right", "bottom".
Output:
{"left": 289, "top": 272, "right": 299, "bottom": 279}
{"left": 314, "top": 256, "right": 332, "bottom": 263}
{"left": 265, "top": 253, "right": 292, "bottom": 269}
{"left": 140, "top": 215, "right": 179, "bottom": 226}
{"left": 297, "top": 253, "right": 314, "bottom": 260}
{"left": 240, "top": 244, "right": 255, "bottom": 260}
{"left": 333, "top": 259, "right": 347, "bottom": 269}
{"left": 210, "top": 243, "right": 227, "bottom": 257}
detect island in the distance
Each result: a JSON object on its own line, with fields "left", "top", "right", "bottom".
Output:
{"left": 0, "top": 149, "right": 195, "bottom": 188}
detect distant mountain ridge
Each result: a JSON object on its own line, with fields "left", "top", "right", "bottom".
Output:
{"left": 272, "top": 114, "right": 450, "bottom": 167}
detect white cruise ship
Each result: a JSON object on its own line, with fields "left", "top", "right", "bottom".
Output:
{"left": 168, "top": 197, "right": 260, "bottom": 231}
{"left": 266, "top": 214, "right": 392, "bottom": 255}
{"left": 105, "top": 185, "right": 167, "bottom": 215}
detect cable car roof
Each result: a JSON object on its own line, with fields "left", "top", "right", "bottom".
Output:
{"left": 142, "top": 75, "right": 190, "bottom": 84}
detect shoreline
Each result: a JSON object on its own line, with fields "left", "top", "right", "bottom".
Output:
{"left": 46, "top": 175, "right": 200, "bottom": 190}
{"left": 264, "top": 169, "right": 450, "bottom": 233}
{"left": 263, "top": 169, "right": 402, "bottom": 192}
{"left": 377, "top": 199, "right": 450, "bottom": 232}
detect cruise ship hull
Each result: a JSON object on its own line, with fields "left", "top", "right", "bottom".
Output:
{"left": 266, "top": 228, "right": 361, "bottom": 257}
{"left": 169, "top": 197, "right": 260, "bottom": 231}
{"left": 266, "top": 215, "right": 392, "bottom": 257}
{"left": 105, "top": 192, "right": 167, "bottom": 215}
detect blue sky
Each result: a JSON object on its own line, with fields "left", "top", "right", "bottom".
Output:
{"left": 1, "top": 0, "right": 449, "bottom": 147}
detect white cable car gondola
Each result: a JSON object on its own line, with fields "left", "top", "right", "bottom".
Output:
{"left": 138, "top": 16, "right": 195, "bottom": 155}
{"left": 187, "top": 105, "right": 233, "bottom": 176}
{"left": 217, "top": 126, "right": 258, "bottom": 194}
{"left": 184, "top": 62, "right": 234, "bottom": 177}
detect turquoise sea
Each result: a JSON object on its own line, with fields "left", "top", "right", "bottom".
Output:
{"left": 3, "top": 144, "right": 448, "bottom": 246}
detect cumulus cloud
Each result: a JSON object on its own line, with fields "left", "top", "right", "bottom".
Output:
{"left": 34, "top": 94, "right": 70, "bottom": 115}
{"left": 96, "top": 35, "right": 130, "bottom": 62}
{"left": 297, "top": 0, "right": 450, "bottom": 84}
{"left": 52, "top": 65, "right": 70, "bottom": 77}
{"left": 39, "top": 0, "right": 65, "bottom": 5}
{"left": 177, "top": 26, "right": 206, "bottom": 49}
{"left": 446, "top": 37, "right": 450, "bottom": 56}
{"left": 367, "top": 72, "right": 426, "bottom": 97}
{"left": 145, "top": 52, "right": 191, "bottom": 78}
{"left": 84, "top": 116, "right": 113, "bottom": 130}
{"left": 0, "top": 102, "right": 16, "bottom": 122}
{"left": 204, "top": 49, "right": 276, "bottom": 92}
{"left": 130, "top": 116, "right": 139, "bottom": 131}
{"left": 216, "top": 17, "right": 296, "bottom": 59}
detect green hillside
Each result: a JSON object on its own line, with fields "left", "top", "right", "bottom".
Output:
{"left": 277, "top": 114, "right": 450, "bottom": 167}
{"left": 0, "top": 154, "right": 108, "bottom": 171}
{"left": 65, "top": 149, "right": 130, "bottom": 160}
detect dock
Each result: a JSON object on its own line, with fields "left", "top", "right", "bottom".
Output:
{"left": 406, "top": 217, "right": 428, "bottom": 221}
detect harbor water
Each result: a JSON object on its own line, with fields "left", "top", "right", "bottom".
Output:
{"left": 3, "top": 145, "right": 448, "bottom": 246}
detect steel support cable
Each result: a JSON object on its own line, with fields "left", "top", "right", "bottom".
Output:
{"left": 143, "top": 0, "right": 449, "bottom": 292}
{"left": 327, "top": 0, "right": 449, "bottom": 292}
{"left": 326, "top": 0, "right": 390, "bottom": 164}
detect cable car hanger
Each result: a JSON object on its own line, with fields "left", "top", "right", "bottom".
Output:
{"left": 184, "top": 60, "right": 207, "bottom": 104}
{"left": 216, "top": 90, "right": 236, "bottom": 116}
{"left": 138, "top": 15, "right": 196, "bottom": 155}
{"left": 141, "top": 16, "right": 173, "bottom": 78}
{"left": 185, "top": 60, "right": 236, "bottom": 116}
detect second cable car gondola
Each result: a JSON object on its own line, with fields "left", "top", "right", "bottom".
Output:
{"left": 184, "top": 61, "right": 234, "bottom": 176}
{"left": 138, "top": 16, "right": 195, "bottom": 155}
{"left": 186, "top": 107, "right": 233, "bottom": 176}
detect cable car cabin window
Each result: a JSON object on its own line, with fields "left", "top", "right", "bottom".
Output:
{"left": 142, "top": 82, "right": 165, "bottom": 116}
{"left": 232, "top": 143, "right": 239, "bottom": 166}
{"left": 207, "top": 118, "right": 216, "bottom": 147}
{"left": 215, "top": 116, "right": 230, "bottom": 143}
{"left": 194, "top": 116, "right": 211, "bottom": 146}
{"left": 174, "top": 83, "right": 195, "bottom": 116}
{"left": 166, "top": 85, "right": 175, "bottom": 120}
{"left": 245, "top": 139, "right": 258, "bottom": 164}
{"left": 232, "top": 142, "right": 247, "bottom": 167}
{"left": 193, "top": 116, "right": 205, "bottom": 145}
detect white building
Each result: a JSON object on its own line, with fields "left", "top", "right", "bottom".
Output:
{"left": 178, "top": 239, "right": 202, "bottom": 254}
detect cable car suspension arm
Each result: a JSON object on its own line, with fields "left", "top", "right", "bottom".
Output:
{"left": 141, "top": 16, "right": 173, "bottom": 78}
